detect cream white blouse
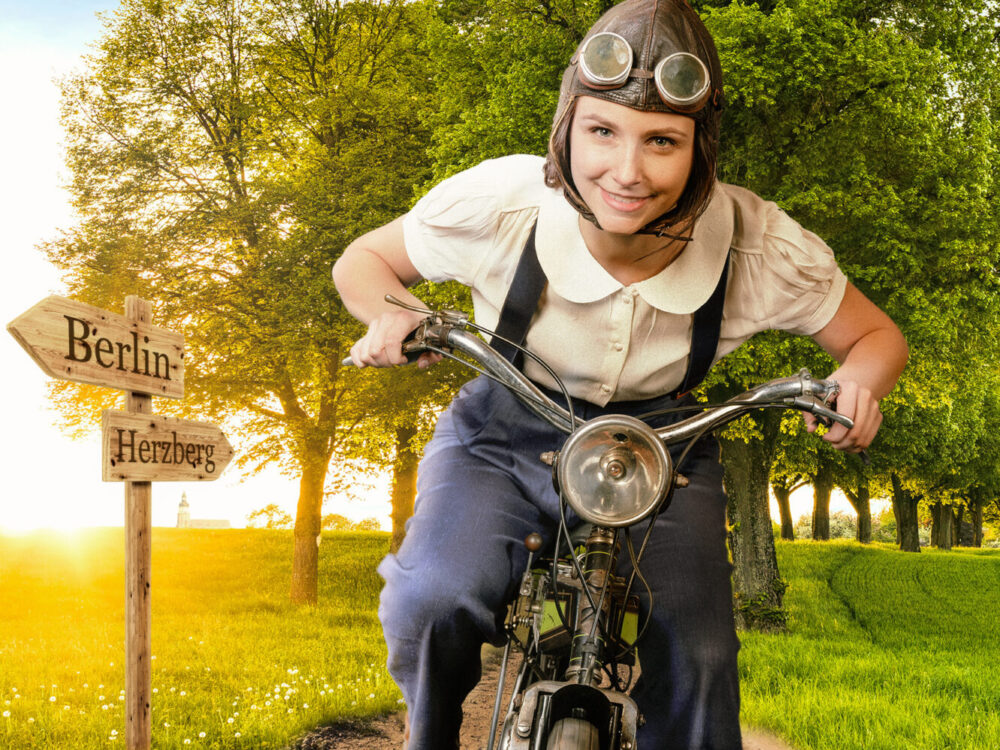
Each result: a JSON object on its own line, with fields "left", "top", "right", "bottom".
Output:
{"left": 402, "top": 154, "right": 847, "bottom": 405}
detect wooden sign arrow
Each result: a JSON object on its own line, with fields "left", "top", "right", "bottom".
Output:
{"left": 102, "top": 411, "right": 233, "bottom": 482}
{"left": 7, "top": 295, "right": 184, "bottom": 398}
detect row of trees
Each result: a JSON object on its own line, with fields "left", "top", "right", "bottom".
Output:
{"left": 48, "top": 0, "right": 999, "bottom": 625}
{"left": 247, "top": 503, "right": 379, "bottom": 531}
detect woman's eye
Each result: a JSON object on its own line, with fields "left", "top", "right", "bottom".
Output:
{"left": 651, "top": 136, "right": 676, "bottom": 147}
{"left": 592, "top": 126, "right": 612, "bottom": 137}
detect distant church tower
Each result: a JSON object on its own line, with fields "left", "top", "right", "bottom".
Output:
{"left": 177, "top": 493, "right": 191, "bottom": 528}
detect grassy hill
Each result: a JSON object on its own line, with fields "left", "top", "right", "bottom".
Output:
{"left": 1, "top": 530, "right": 998, "bottom": 748}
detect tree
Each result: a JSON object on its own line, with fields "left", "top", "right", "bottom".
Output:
{"left": 48, "top": 0, "right": 441, "bottom": 603}
{"left": 321, "top": 513, "right": 381, "bottom": 532}
{"left": 770, "top": 472, "right": 806, "bottom": 541}
{"left": 247, "top": 503, "right": 294, "bottom": 529}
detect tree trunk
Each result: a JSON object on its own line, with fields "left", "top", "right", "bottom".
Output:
{"left": 971, "top": 497, "right": 984, "bottom": 548}
{"left": 938, "top": 505, "right": 953, "bottom": 550}
{"left": 852, "top": 482, "right": 872, "bottom": 544}
{"left": 930, "top": 502, "right": 942, "bottom": 547}
{"left": 811, "top": 461, "right": 834, "bottom": 541}
{"left": 772, "top": 483, "right": 795, "bottom": 541}
{"left": 890, "top": 474, "right": 921, "bottom": 553}
{"left": 953, "top": 506, "right": 964, "bottom": 547}
{"left": 720, "top": 410, "right": 786, "bottom": 632}
{"left": 290, "top": 442, "right": 333, "bottom": 605}
{"left": 390, "top": 422, "right": 420, "bottom": 554}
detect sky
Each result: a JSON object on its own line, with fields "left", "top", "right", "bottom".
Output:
{"left": 0, "top": 0, "right": 391, "bottom": 532}
{"left": 0, "top": 1, "right": 858, "bottom": 534}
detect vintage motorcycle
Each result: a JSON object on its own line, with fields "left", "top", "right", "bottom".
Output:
{"left": 350, "top": 298, "right": 854, "bottom": 750}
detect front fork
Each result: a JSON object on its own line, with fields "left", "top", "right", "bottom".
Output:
{"left": 565, "top": 526, "right": 618, "bottom": 686}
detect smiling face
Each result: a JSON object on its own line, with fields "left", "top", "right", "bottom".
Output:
{"left": 569, "top": 96, "right": 696, "bottom": 236}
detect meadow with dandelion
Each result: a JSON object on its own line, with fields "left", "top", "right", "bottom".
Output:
{"left": 5, "top": 529, "right": 1000, "bottom": 749}
{"left": 0, "top": 528, "right": 400, "bottom": 749}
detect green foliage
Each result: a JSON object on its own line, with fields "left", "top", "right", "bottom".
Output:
{"left": 0, "top": 528, "right": 395, "bottom": 749}
{"left": 793, "top": 510, "right": 857, "bottom": 540}
{"left": 246, "top": 503, "right": 294, "bottom": 530}
{"left": 320, "top": 514, "right": 380, "bottom": 532}
{"left": 697, "top": 0, "right": 1000, "bottom": 524}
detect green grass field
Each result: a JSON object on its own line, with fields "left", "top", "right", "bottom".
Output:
{"left": 2, "top": 530, "right": 999, "bottom": 749}
{"left": 0, "top": 528, "right": 399, "bottom": 749}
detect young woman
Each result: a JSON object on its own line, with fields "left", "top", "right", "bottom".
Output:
{"left": 333, "top": 1, "right": 908, "bottom": 747}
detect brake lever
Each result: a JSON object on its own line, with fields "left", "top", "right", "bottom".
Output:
{"left": 786, "top": 397, "right": 871, "bottom": 465}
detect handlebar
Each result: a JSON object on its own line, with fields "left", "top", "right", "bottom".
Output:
{"left": 343, "top": 305, "right": 855, "bottom": 444}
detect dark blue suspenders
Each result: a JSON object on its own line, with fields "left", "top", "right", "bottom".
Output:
{"left": 489, "top": 222, "right": 731, "bottom": 398}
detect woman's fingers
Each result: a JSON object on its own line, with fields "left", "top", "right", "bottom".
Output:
{"left": 822, "top": 380, "right": 881, "bottom": 452}
{"left": 349, "top": 310, "right": 429, "bottom": 368}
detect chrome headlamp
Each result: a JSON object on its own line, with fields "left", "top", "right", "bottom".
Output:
{"left": 556, "top": 414, "right": 672, "bottom": 527}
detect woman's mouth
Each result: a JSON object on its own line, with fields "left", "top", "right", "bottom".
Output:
{"left": 600, "top": 188, "right": 650, "bottom": 212}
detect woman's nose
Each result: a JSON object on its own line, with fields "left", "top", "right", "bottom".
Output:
{"left": 610, "top": 144, "right": 642, "bottom": 186}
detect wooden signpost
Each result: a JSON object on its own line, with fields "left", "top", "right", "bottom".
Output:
{"left": 7, "top": 294, "right": 231, "bottom": 750}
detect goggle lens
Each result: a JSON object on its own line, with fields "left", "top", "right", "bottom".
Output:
{"left": 654, "top": 52, "right": 710, "bottom": 106}
{"left": 579, "top": 32, "right": 632, "bottom": 87}
{"left": 577, "top": 33, "right": 712, "bottom": 111}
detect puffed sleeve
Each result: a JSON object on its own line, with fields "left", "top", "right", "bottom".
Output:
{"left": 401, "top": 159, "right": 515, "bottom": 286}
{"left": 748, "top": 204, "right": 848, "bottom": 335}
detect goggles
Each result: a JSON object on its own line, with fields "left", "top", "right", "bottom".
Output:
{"left": 576, "top": 31, "right": 712, "bottom": 112}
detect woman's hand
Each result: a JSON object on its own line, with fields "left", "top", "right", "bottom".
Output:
{"left": 349, "top": 309, "right": 442, "bottom": 369}
{"left": 803, "top": 375, "right": 882, "bottom": 452}
{"left": 807, "top": 282, "right": 908, "bottom": 453}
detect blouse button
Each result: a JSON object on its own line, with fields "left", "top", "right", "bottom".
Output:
{"left": 621, "top": 295, "right": 632, "bottom": 305}
{"left": 600, "top": 384, "right": 611, "bottom": 393}
{"left": 614, "top": 342, "right": 624, "bottom": 352}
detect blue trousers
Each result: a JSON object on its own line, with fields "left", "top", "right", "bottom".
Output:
{"left": 378, "top": 377, "right": 741, "bottom": 749}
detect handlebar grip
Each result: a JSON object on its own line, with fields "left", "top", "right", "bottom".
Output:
{"left": 341, "top": 329, "right": 425, "bottom": 368}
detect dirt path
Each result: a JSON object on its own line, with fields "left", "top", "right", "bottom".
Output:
{"left": 292, "top": 647, "right": 795, "bottom": 750}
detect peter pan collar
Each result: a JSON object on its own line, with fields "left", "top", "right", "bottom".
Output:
{"left": 534, "top": 183, "right": 734, "bottom": 314}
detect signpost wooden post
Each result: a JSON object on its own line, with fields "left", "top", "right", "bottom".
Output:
{"left": 124, "top": 296, "right": 153, "bottom": 750}
{"left": 7, "top": 293, "right": 231, "bottom": 750}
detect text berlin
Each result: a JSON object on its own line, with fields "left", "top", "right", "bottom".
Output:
{"left": 65, "top": 315, "right": 173, "bottom": 380}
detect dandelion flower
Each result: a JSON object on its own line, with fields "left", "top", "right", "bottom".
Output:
{"left": 199, "top": 731, "right": 206, "bottom": 738}
{"left": 180, "top": 691, "right": 187, "bottom": 697}
{"left": 111, "top": 730, "right": 118, "bottom": 736}
{"left": 235, "top": 732, "right": 241, "bottom": 738}
{"left": 184, "top": 740, "right": 191, "bottom": 746}
{"left": 2, "top": 710, "right": 9, "bottom": 718}
{"left": 303, "top": 703, "right": 309, "bottom": 709}
{"left": 152, "top": 689, "right": 158, "bottom": 694}
{"left": 49, "top": 696, "right": 56, "bottom": 702}
{"left": 28, "top": 717, "right": 35, "bottom": 723}
{"left": 227, "top": 717, "right": 234, "bottom": 724}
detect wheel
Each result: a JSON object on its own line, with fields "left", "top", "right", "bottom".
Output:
{"left": 544, "top": 717, "right": 600, "bottom": 750}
